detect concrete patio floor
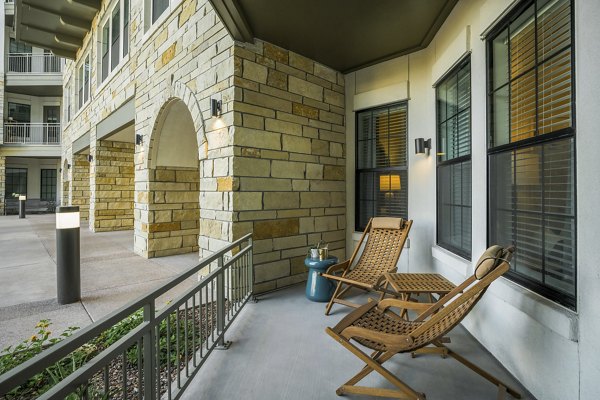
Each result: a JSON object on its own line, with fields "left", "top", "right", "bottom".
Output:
{"left": 0, "top": 214, "right": 535, "bottom": 400}
{"left": 183, "top": 285, "right": 536, "bottom": 400}
{"left": 0, "top": 214, "right": 199, "bottom": 350}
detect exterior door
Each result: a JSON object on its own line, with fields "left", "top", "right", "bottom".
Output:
{"left": 44, "top": 106, "right": 60, "bottom": 144}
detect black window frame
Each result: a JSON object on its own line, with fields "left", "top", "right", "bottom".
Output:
{"left": 355, "top": 102, "right": 409, "bottom": 231}
{"left": 436, "top": 56, "right": 472, "bottom": 260}
{"left": 40, "top": 169, "right": 57, "bottom": 202}
{"left": 5, "top": 168, "right": 27, "bottom": 198}
{"left": 152, "top": 0, "right": 169, "bottom": 24}
{"left": 486, "top": 0, "right": 577, "bottom": 310}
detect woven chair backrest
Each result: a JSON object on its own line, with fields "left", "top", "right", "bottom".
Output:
{"left": 353, "top": 218, "right": 410, "bottom": 276}
{"left": 406, "top": 248, "right": 512, "bottom": 352}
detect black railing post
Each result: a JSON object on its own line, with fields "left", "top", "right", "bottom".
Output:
{"left": 216, "top": 255, "right": 229, "bottom": 349}
{"left": 248, "top": 237, "right": 254, "bottom": 298}
{"left": 143, "top": 302, "right": 156, "bottom": 399}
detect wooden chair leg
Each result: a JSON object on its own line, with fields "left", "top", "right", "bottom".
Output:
{"left": 328, "top": 330, "right": 425, "bottom": 400}
{"left": 498, "top": 384, "right": 507, "bottom": 400}
{"left": 435, "top": 344, "right": 522, "bottom": 399}
{"left": 325, "top": 281, "right": 345, "bottom": 315}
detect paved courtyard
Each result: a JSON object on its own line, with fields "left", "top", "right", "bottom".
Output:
{"left": 0, "top": 214, "right": 198, "bottom": 349}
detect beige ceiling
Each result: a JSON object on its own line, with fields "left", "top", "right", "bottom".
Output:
{"left": 212, "top": 0, "right": 458, "bottom": 72}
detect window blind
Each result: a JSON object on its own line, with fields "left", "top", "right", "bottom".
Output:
{"left": 437, "top": 59, "right": 472, "bottom": 259}
{"left": 356, "top": 103, "right": 408, "bottom": 230}
{"left": 487, "top": 0, "right": 575, "bottom": 309}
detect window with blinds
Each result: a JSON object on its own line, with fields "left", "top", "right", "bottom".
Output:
{"left": 40, "top": 169, "right": 57, "bottom": 202}
{"left": 356, "top": 103, "right": 408, "bottom": 231}
{"left": 487, "top": 0, "right": 575, "bottom": 309}
{"left": 5, "top": 168, "right": 27, "bottom": 197}
{"left": 437, "top": 59, "right": 472, "bottom": 259}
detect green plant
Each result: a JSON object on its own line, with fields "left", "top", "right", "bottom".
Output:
{"left": 0, "top": 320, "right": 82, "bottom": 399}
{"left": 0, "top": 303, "right": 218, "bottom": 399}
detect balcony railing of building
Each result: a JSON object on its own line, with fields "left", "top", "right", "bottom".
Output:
{"left": 0, "top": 233, "right": 254, "bottom": 399}
{"left": 7, "top": 53, "right": 62, "bottom": 73}
{"left": 3, "top": 123, "right": 61, "bottom": 145}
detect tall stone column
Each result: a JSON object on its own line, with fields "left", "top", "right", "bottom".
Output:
{"left": 92, "top": 140, "right": 134, "bottom": 232}
{"left": 71, "top": 154, "right": 90, "bottom": 220}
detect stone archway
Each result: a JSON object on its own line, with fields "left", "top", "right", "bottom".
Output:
{"left": 146, "top": 97, "right": 201, "bottom": 258}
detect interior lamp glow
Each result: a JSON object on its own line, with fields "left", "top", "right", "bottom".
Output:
{"left": 56, "top": 207, "right": 80, "bottom": 229}
{"left": 379, "top": 175, "right": 401, "bottom": 192}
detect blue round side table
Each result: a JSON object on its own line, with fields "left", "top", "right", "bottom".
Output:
{"left": 304, "top": 256, "right": 338, "bottom": 302}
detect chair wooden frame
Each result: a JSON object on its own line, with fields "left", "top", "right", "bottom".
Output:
{"left": 322, "top": 218, "right": 413, "bottom": 315}
{"left": 326, "top": 247, "right": 522, "bottom": 400}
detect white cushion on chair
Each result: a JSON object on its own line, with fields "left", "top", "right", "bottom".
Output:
{"left": 371, "top": 217, "right": 404, "bottom": 230}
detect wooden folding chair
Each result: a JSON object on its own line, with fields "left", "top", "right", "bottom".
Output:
{"left": 322, "top": 217, "right": 412, "bottom": 315}
{"left": 326, "top": 245, "right": 522, "bottom": 400}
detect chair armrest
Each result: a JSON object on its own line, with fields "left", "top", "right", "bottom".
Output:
{"left": 339, "top": 326, "right": 414, "bottom": 350}
{"left": 378, "top": 298, "right": 434, "bottom": 314}
{"left": 325, "top": 260, "right": 350, "bottom": 276}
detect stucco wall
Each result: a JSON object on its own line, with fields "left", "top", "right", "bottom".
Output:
{"left": 574, "top": 0, "right": 600, "bottom": 397}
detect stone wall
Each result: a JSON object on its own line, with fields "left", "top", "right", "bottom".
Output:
{"left": 93, "top": 140, "right": 134, "bottom": 232}
{"left": 147, "top": 167, "right": 200, "bottom": 257}
{"left": 132, "top": 0, "right": 236, "bottom": 258}
{"left": 231, "top": 40, "right": 346, "bottom": 292}
{"left": 71, "top": 154, "right": 90, "bottom": 219}
{"left": 0, "top": 156, "right": 5, "bottom": 215}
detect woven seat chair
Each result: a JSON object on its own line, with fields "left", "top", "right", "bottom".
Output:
{"left": 326, "top": 245, "right": 522, "bottom": 400}
{"left": 322, "top": 217, "right": 413, "bottom": 315}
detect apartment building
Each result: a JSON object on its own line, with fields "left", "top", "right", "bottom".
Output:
{"left": 11, "top": 0, "right": 600, "bottom": 398}
{"left": 0, "top": 0, "right": 63, "bottom": 215}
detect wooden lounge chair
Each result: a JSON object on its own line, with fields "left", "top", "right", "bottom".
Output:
{"left": 322, "top": 217, "right": 413, "bottom": 315}
{"left": 326, "top": 245, "right": 522, "bottom": 400}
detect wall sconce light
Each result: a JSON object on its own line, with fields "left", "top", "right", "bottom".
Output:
{"left": 415, "top": 138, "right": 431, "bottom": 155}
{"left": 136, "top": 134, "right": 143, "bottom": 146}
{"left": 211, "top": 99, "right": 222, "bottom": 117}
{"left": 67, "top": 163, "right": 71, "bottom": 169}
{"left": 88, "top": 155, "right": 93, "bottom": 162}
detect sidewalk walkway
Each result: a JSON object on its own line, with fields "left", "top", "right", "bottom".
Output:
{"left": 0, "top": 214, "right": 198, "bottom": 349}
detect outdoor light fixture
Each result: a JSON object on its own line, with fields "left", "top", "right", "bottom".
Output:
{"left": 56, "top": 206, "right": 81, "bottom": 304}
{"left": 211, "top": 99, "right": 222, "bottom": 117}
{"left": 415, "top": 138, "right": 431, "bottom": 155}
{"left": 136, "top": 134, "right": 143, "bottom": 146}
{"left": 88, "top": 154, "right": 93, "bottom": 162}
{"left": 67, "top": 163, "right": 71, "bottom": 169}
{"left": 18, "top": 195, "right": 26, "bottom": 219}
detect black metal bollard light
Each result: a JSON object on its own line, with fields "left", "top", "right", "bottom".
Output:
{"left": 56, "top": 206, "right": 81, "bottom": 304}
{"left": 18, "top": 195, "right": 26, "bottom": 219}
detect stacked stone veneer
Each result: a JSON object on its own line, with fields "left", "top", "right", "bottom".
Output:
{"left": 231, "top": 41, "right": 346, "bottom": 292}
{"left": 0, "top": 156, "right": 5, "bottom": 215}
{"left": 93, "top": 140, "right": 134, "bottom": 231}
{"left": 71, "top": 154, "right": 90, "bottom": 219}
{"left": 147, "top": 167, "right": 200, "bottom": 257}
{"left": 60, "top": 1, "right": 347, "bottom": 293}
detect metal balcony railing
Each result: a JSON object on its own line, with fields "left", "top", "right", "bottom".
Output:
{"left": 7, "top": 53, "right": 62, "bottom": 73}
{"left": 0, "top": 233, "right": 254, "bottom": 399}
{"left": 3, "top": 123, "right": 61, "bottom": 145}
